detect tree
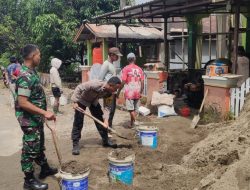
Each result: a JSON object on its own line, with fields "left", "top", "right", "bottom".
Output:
{"left": 0, "top": 16, "right": 28, "bottom": 65}
{"left": 0, "top": 0, "right": 119, "bottom": 71}
{"left": 32, "top": 14, "right": 79, "bottom": 71}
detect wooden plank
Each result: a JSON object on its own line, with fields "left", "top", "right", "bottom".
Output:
{"left": 246, "top": 78, "right": 250, "bottom": 93}
{"left": 230, "top": 88, "right": 236, "bottom": 116}
{"left": 240, "top": 82, "right": 246, "bottom": 111}
{"left": 235, "top": 88, "right": 240, "bottom": 117}
{"left": 143, "top": 74, "right": 148, "bottom": 95}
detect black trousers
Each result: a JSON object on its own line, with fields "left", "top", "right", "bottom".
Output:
{"left": 71, "top": 102, "right": 108, "bottom": 144}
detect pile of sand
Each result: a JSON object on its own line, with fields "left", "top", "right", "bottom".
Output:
{"left": 182, "top": 94, "right": 250, "bottom": 190}
{"left": 115, "top": 94, "right": 250, "bottom": 190}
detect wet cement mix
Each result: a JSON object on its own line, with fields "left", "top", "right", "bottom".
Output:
{"left": 109, "top": 148, "right": 134, "bottom": 160}
{"left": 61, "top": 160, "right": 89, "bottom": 175}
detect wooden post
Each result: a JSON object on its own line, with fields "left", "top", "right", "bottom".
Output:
{"left": 245, "top": 16, "right": 250, "bottom": 56}
{"left": 115, "top": 23, "right": 120, "bottom": 47}
{"left": 102, "top": 38, "right": 108, "bottom": 61}
{"left": 228, "top": 15, "right": 232, "bottom": 60}
{"left": 182, "top": 21, "right": 185, "bottom": 71}
{"left": 233, "top": 4, "right": 240, "bottom": 74}
{"left": 187, "top": 17, "right": 197, "bottom": 69}
{"left": 87, "top": 40, "right": 92, "bottom": 65}
{"left": 164, "top": 16, "right": 169, "bottom": 71}
{"left": 209, "top": 15, "right": 212, "bottom": 60}
{"left": 245, "top": 15, "right": 250, "bottom": 76}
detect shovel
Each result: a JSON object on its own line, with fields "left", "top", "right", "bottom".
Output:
{"left": 190, "top": 89, "right": 209, "bottom": 129}
{"left": 45, "top": 120, "right": 62, "bottom": 167}
{"left": 75, "top": 107, "right": 132, "bottom": 140}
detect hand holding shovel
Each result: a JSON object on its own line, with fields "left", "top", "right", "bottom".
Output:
{"left": 74, "top": 106, "right": 132, "bottom": 140}
{"left": 45, "top": 120, "right": 62, "bottom": 167}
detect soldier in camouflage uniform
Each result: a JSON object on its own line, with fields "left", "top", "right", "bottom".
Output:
{"left": 15, "top": 44, "right": 57, "bottom": 190}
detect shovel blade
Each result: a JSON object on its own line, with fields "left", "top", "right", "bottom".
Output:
{"left": 114, "top": 131, "right": 132, "bottom": 140}
{"left": 108, "top": 127, "right": 131, "bottom": 140}
{"left": 190, "top": 115, "right": 200, "bottom": 129}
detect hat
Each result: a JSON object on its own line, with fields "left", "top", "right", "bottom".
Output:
{"left": 109, "top": 47, "right": 123, "bottom": 56}
{"left": 127, "top": 52, "right": 136, "bottom": 59}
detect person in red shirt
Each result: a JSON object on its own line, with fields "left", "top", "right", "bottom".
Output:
{"left": 118, "top": 53, "right": 144, "bottom": 128}
{"left": 13, "top": 62, "right": 22, "bottom": 78}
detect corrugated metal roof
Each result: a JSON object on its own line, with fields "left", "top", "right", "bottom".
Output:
{"left": 74, "top": 23, "right": 166, "bottom": 42}
{"left": 93, "top": 0, "right": 250, "bottom": 24}
{"left": 169, "top": 16, "right": 217, "bottom": 33}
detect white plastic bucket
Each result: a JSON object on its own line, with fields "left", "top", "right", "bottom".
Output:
{"left": 138, "top": 126, "right": 158, "bottom": 149}
{"left": 60, "top": 168, "right": 90, "bottom": 190}
{"left": 108, "top": 151, "right": 135, "bottom": 185}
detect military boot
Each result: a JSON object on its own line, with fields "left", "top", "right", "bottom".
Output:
{"left": 24, "top": 172, "right": 48, "bottom": 190}
{"left": 39, "top": 163, "right": 58, "bottom": 179}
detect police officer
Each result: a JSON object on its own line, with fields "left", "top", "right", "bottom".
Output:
{"left": 15, "top": 44, "right": 57, "bottom": 190}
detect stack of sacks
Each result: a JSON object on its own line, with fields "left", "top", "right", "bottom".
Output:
{"left": 151, "top": 91, "right": 177, "bottom": 117}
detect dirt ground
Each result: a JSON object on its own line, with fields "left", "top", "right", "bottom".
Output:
{"left": 1, "top": 84, "right": 250, "bottom": 190}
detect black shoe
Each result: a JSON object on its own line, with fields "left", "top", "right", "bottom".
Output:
{"left": 23, "top": 178, "right": 48, "bottom": 190}
{"left": 103, "top": 139, "right": 117, "bottom": 148}
{"left": 39, "top": 164, "right": 58, "bottom": 179}
{"left": 72, "top": 144, "right": 80, "bottom": 155}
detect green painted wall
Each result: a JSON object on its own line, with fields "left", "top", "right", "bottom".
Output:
{"left": 242, "top": 15, "right": 247, "bottom": 49}
{"left": 102, "top": 39, "right": 109, "bottom": 61}
{"left": 87, "top": 40, "right": 92, "bottom": 65}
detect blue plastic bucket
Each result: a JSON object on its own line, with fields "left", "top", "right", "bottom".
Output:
{"left": 139, "top": 128, "right": 158, "bottom": 149}
{"left": 60, "top": 168, "right": 90, "bottom": 190}
{"left": 108, "top": 152, "right": 135, "bottom": 185}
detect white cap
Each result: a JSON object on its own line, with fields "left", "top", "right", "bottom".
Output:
{"left": 127, "top": 52, "right": 136, "bottom": 59}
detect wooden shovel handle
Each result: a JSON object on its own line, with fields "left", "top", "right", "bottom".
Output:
{"left": 198, "top": 89, "right": 209, "bottom": 114}
{"left": 75, "top": 107, "right": 108, "bottom": 128}
{"left": 45, "top": 121, "right": 62, "bottom": 167}
{"left": 75, "top": 107, "right": 131, "bottom": 140}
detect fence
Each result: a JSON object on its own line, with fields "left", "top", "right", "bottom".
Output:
{"left": 143, "top": 71, "right": 148, "bottom": 96}
{"left": 230, "top": 78, "right": 250, "bottom": 117}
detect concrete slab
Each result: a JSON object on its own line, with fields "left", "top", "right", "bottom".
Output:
{"left": 0, "top": 89, "right": 22, "bottom": 156}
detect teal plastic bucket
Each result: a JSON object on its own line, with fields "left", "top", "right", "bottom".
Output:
{"left": 108, "top": 151, "right": 135, "bottom": 185}
{"left": 60, "top": 168, "right": 90, "bottom": 190}
{"left": 139, "top": 126, "right": 158, "bottom": 149}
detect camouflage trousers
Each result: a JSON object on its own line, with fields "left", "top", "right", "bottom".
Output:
{"left": 20, "top": 126, "right": 47, "bottom": 173}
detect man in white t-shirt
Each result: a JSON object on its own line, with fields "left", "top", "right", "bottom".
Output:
{"left": 99, "top": 47, "right": 123, "bottom": 131}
